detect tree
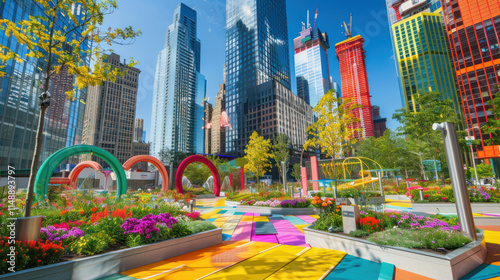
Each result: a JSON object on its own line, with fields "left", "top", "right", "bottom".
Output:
{"left": 244, "top": 131, "right": 272, "bottom": 186}
{"left": 481, "top": 92, "right": 500, "bottom": 146}
{"left": 303, "top": 90, "right": 361, "bottom": 187}
{"left": 158, "top": 148, "right": 187, "bottom": 166}
{"left": 467, "top": 163, "right": 493, "bottom": 179}
{"left": 272, "top": 134, "right": 289, "bottom": 183}
{"left": 393, "top": 91, "right": 460, "bottom": 182}
{"left": 0, "top": 0, "right": 141, "bottom": 217}
{"left": 291, "top": 163, "right": 301, "bottom": 182}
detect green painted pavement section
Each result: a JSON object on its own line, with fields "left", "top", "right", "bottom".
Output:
{"left": 254, "top": 221, "right": 277, "bottom": 235}
{"left": 378, "top": 262, "right": 395, "bottom": 280}
{"left": 460, "top": 263, "right": 500, "bottom": 280}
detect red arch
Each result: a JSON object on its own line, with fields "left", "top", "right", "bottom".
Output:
{"left": 122, "top": 155, "right": 169, "bottom": 192}
{"left": 176, "top": 155, "right": 220, "bottom": 196}
{"left": 49, "top": 177, "right": 71, "bottom": 185}
{"left": 68, "top": 161, "right": 104, "bottom": 189}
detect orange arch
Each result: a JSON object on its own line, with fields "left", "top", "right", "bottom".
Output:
{"left": 68, "top": 161, "right": 104, "bottom": 189}
{"left": 49, "top": 177, "right": 71, "bottom": 185}
{"left": 122, "top": 155, "right": 169, "bottom": 192}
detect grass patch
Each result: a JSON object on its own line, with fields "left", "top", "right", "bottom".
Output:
{"left": 367, "top": 228, "right": 471, "bottom": 250}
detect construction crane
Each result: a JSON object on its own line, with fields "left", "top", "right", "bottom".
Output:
{"left": 312, "top": 6, "right": 318, "bottom": 30}
{"left": 342, "top": 13, "right": 352, "bottom": 38}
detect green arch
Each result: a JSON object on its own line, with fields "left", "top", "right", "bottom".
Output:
{"left": 34, "top": 145, "right": 127, "bottom": 200}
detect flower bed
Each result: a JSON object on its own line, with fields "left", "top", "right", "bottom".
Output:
{"left": 408, "top": 186, "right": 500, "bottom": 203}
{"left": 0, "top": 190, "right": 217, "bottom": 275}
{"left": 235, "top": 198, "right": 316, "bottom": 215}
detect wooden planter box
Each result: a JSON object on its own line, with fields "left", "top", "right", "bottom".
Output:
{"left": 236, "top": 205, "right": 317, "bottom": 215}
{"left": 1, "top": 228, "right": 222, "bottom": 280}
{"left": 304, "top": 226, "right": 486, "bottom": 280}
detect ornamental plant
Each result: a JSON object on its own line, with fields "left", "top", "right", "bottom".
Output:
{"left": 40, "top": 225, "right": 84, "bottom": 246}
{"left": 185, "top": 212, "right": 201, "bottom": 220}
{"left": 311, "top": 196, "right": 337, "bottom": 215}
{"left": 121, "top": 213, "right": 178, "bottom": 239}
{"left": 280, "top": 199, "right": 311, "bottom": 208}
{"left": 358, "top": 217, "right": 383, "bottom": 234}
{"left": 70, "top": 232, "right": 114, "bottom": 256}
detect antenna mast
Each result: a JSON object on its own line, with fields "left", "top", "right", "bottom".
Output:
{"left": 312, "top": 6, "right": 318, "bottom": 29}
{"left": 343, "top": 13, "right": 352, "bottom": 38}
{"left": 307, "top": 10, "right": 310, "bottom": 29}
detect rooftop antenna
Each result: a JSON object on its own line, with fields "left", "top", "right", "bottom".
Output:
{"left": 301, "top": 22, "right": 306, "bottom": 31}
{"left": 307, "top": 10, "right": 310, "bottom": 29}
{"left": 343, "top": 13, "right": 352, "bottom": 38}
{"left": 312, "top": 6, "right": 318, "bottom": 29}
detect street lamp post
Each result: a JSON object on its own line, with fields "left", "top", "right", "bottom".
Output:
{"left": 465, "top": 136, "right": 479, "bottom": 187}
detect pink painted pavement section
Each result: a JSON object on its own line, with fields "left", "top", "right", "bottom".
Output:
{"left": 251, "top": 223, "right": 278, "bottom": 243}
{"left": 295, "top": 215, "right": 317, "bottom": 224}
{"left": 270, "top": 219, "right": 309, "bottom": 247}
{"left": 244, "top": 213, "right": 260, "bottom": 216}
{"left": 230, "top": 221, "right": 253, "bottom": 241}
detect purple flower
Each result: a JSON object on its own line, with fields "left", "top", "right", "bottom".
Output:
{"left": 121, "top": 213, "right": 178, "bottom": 237}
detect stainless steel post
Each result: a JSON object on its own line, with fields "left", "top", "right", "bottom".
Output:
{"left": 433, "top": 122, "right": 477, "bottom": 240}
{"left": 470, "top": 145, "right": 479, "bottom": 186}
{"left": 378, "top": 171, "right": 384, "bottom": 196}
{"left": 282, "top": 161, "right": 287, "bottom": 195}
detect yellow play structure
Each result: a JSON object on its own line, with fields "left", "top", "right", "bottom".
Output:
{"left": 320, "top": 157, "right": 384, "bottom": 190}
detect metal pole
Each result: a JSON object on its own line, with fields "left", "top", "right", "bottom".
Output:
{"left": 378, "top": 171, "right": 384, "bottom": 196}
{"left": 433, "top": 122, "right": 477, "bottom": 240}
{"left": 433, "top": 158, "right": 439, "bottom": 183}
{"left": 282, "top": 161, "right": 287, "bottom": 195}
{"left": 470, "top": 145, "right": 479, "bottom": 187}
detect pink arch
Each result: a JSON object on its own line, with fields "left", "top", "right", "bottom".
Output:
{"left": 68, "top": 161, "right": 104, "bottom": 189}
{"left": 176, "top": 155, "right": 221, "bottom": 197}
{"left": 122, "top": 155, "right": 169, "bottom": 192}
{"left": 49, "top": 177, "right": 71, "bottom": 185}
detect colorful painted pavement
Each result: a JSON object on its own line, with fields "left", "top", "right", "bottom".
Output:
{"left": 98, "top": 198, "right": 500, "bottom": 280}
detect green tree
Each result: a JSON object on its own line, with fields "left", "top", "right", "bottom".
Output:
{"left": 291, "top": 163, "right": 301, "bottom": 182}
{"left": 481, "top": 92, "right": 500, "bottom": 146}
{"left": 467, "top": 163, "right": 493, "bottom": 179}
{"left": 272, "top": 134, "right": 289, "bottom": 183}
{"left": 393, "top": 91, "right": 460, "bottom": 181}
{"left": 0, "top": 0, "right": 141, "bottom": 216}
{"left": 244, "top": 131, "right": 273, "bottom": 186}
{"left": 304, "top": 90, "right": 361, "bottom": 187}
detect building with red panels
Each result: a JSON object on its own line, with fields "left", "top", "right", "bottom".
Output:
{"left": 440, "top": 0, "right": 500, "bottom": 161}
{"left": 335, "top": 35, "right": 374, "bottom": 139}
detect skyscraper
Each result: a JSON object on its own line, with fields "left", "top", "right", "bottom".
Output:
{"left": 150, "top": 3, "right": 205, "bottom": 157}
{"left": 336, "top": 35, "right": 374, "bottom": 139}
{"left": 225, "top": 0, "right": 294, "bottom": 155}
{"left": 294, "top": 24, "right": 336, "bottom": 108}
{"left": 0, "top": 0, "right": 89, "bottom": 170}
{"left": 211, "top": 65, "right": 227, "bottom": 154}
{"left": 441, "top": 0, "right": 500, "bottom": 160}
{"left": 82, "top": 53, "right": 140, "bottom": 164}
{"left": 391, "top": 12, "right": 460, "bottom": 113}
{"left": 134, "top": 119, "right": 144, "bottom": 143}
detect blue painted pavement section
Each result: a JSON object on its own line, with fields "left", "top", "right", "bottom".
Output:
{"left": 378, "top": 262, "right": 395, "bottom": 280}
{"left": 325, "top": 255, "right": 381, "bottom": 280}
{"left": 460, "top": 263, "right": 500, "bottom": 280}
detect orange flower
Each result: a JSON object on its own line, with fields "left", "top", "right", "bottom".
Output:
{"left": 314, "top": 196, "right": 319, "bottom": 200}
{"left": 60, "top": 210, "right": 69, "bottom": 215}
{"left": 327, "top": 201, "right": 332, "bottom": 205}
{"left": 91, "top": 207, "right": 97, "bottom": 213}
{"left": 311, "top": 200, "right": 317, "bottom": 205}
{"left": 79, "top": 210, "right": 84, "bottom": 215}
{"left": 322, "top": 202, "right": 327, "bottom": 207}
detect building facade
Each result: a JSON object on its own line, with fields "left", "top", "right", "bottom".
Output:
{"left": 0, "top": 0, "right": 89, "bottom": 170}
{"left": 82, "top": 53, "right": 140, "bottom": 165}
{"left": 134, "top": 118, "right": 144, "bottom": 142}
{"left": 132, "top": 142, "right": 150, "bottom": 171}
{"left": 372, "top": 105, "right": 388, "bottom": 138}
{"left": 225, "top": 0, "right": 292, "bottom": 156}
{"left": 335, "top": 35, "right": 374, "bottom": 139}
{"left": 150, "top": 3, "right": 205, "bottom": 157}
{"left": 294, "top": 27, "right": 334, "bottom": 108}
{"left": 204, "top": 102, "right": 213, "bottom": 154}
{"left": 391, "top": 12, "right": 460, "bottom": 113}
{"left": 441, "top": 0, "right": 500, "bottom": 160}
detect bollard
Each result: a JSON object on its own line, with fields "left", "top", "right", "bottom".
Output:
{"left": 378, "top": 171, "right": 384, "bottom": 197}
{"left": 433, "top": 122, "right": 477, "bottom": 240}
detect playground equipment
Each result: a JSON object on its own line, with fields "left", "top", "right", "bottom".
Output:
{"left": 320, "top": 157, "right": 384, "bottom": 190}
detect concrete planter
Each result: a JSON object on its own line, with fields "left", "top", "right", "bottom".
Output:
{"left": 385, "top": 195, "right": 410, "bottom": 200}
{"left": 304, "top": 226, "right": 486, "bottom": 280}
{"left": 225, "top": 200, "right": 241, "bottom": 207}
{"left": 1, "top": 228, "right": 222, "bottom": 280}
{"left": 411, "top": 202, "right": 500, "bottom": 214}
{"left": 236, "top": 205, "right": 317, "bottom": 215}
{"left": 196, "top": 194, "right": 216, "bottom": 199}
{"left": 336, "top": 197, "right": 385, "bottom": 205}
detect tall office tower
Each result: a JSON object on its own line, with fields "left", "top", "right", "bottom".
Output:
{"left": 204, "top": 102, "right": 213, "bottom": 154}
{"left": 391, "top": 12, "right": 460, "bottom": 113}
{"left": 134, "top": 119, "right": 144, "bottom": 143}
{"left": 0, "top": 0, "right": 89, "bottom": 170}
{"left": 336, "top": 35, "right": 374, "bottom": 139}
{"left": 225, "top": 0, "right": 292, "bottom": 156}
{"left": 372, "top": 105, "right": 387, "bottom": 138}
{"left": 150, "top": 3, "right": 205, "bottom": 157}
{"left": 82, "top": 53, "right": 140, "bottom": 164}
{"left": 441, "top": 0, "right": 500, "bottom": 161}
{"left": 294, "top": 24, "right": 335, "bottom": 107}
{"left": 211, "top": 65, "right": 227, "bottom": 154}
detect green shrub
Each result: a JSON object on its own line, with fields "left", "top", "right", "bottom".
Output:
{"left": 186, "top": 221, "right": 217, "bottom": 234}
{"left": 349, "top": 230, "right": 370, "bottom": 238}
{"left": 368, "top": 228, "right": 471, "bottom": 250}
{"left": 313, "top": 213, "right": 343, "bottom": 231}
{"left": 70, "top": 233, "right": 113, "bottom": 256}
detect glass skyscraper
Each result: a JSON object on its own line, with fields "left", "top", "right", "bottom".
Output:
{"left": 0, "top": 0, "right": 89, "bottom": 170}
{"left": 225, "top": 0, "right": 291, "bottom": 155}
{"left": 150, "top": 3, "right": 205, "bottom": 156}
{"left": 294, "top": 27, "right": 336, "bottom": 108}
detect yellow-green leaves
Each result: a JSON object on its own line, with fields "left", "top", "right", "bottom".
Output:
{"left": 244, "top": 131, "right": 273, "bottom": 182}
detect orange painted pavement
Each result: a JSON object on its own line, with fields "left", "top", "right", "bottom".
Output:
{"left": 394, "top": 267, "right": 436, "bottom": 280}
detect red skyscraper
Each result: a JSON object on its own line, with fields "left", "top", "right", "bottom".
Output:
{"left": 335, "top": 35, "right": 374, "bottom": 139}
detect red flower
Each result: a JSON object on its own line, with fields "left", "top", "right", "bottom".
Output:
{"left": 92, "top": 207, "right": 97, "bottom": 213}
{"left": 78, "top": 210, "right": 84, "bottom": 215}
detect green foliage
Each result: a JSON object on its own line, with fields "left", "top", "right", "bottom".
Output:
{"left": 125, "top": 234, "right": 144, "bottom": 248}
{"left": 313, "top": 213, "right": 343, "bottom": 231}
{"left": 226, "top": 191, "right": 287, "bottom": 202}
{"left": 468, "top": 163, "right": 494, "bottom": 179}
{"left": 349, "top": 230, "right": 370, "bottom": 238}
{"left": 70, "top": 232, "right": 113, "bottom": 256}
{"left": 186, "top": 221, "right": 217, "bottom": 234}
{"left": 272, "top": 134, "right": 290, "bottom": 182}
{"left": 480, "top": 92, "right": 500, "bottom": 146}
{"left": 291, "top": 163, "right": 301, "bottom": 182}
{"left": 368, "top": 228, "right": 471, "bottom": 250}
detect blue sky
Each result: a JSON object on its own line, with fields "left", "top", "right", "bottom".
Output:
{"left": 103, "top": 0, "right": 401, "bottom": 141}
